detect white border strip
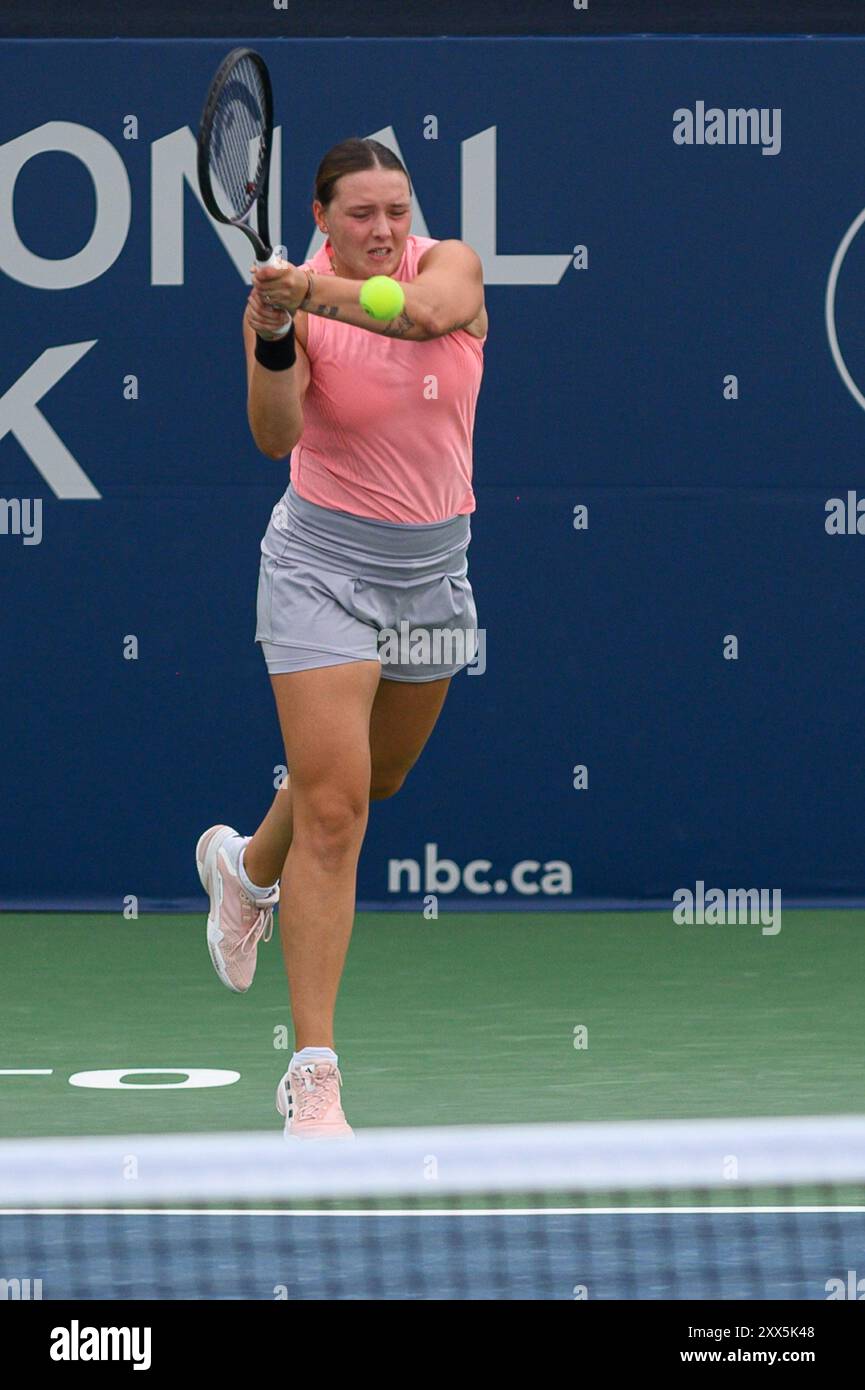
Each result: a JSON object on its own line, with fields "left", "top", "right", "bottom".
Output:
{"left": 4, "top": 1206, "right": 865, "bottom": 1217}
{"left": 1, "top": 1116, "right": 864, "bottom": 1205}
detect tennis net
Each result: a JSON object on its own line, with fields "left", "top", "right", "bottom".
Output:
{"left": 1, "top": 1116, "right": 864, "bottom": 1300}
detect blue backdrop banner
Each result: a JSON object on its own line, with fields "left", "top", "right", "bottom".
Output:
{"left": 1, "top": 37, "right": 864, "bottom": 911}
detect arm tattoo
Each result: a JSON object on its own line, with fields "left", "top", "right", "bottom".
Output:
{"left": 381, "top": 311, "right": 419, "bottom": 338}
{"left": 304, "top": 300, "right": 341, "bottom": 319}
{"left": 298, "top": 294, "right": 421, "bottom": 338}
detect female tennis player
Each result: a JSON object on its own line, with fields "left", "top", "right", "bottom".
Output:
{"left": 196, "top": 139, "right": 487, "bottom": 1138}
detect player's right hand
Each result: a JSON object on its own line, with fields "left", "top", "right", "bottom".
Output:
{"left": 246, "top": 284, "right": 292, "bottom": 340}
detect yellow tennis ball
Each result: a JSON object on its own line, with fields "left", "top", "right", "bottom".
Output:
{"left": 359, "top": 275, "right": 405, "bottom": 321}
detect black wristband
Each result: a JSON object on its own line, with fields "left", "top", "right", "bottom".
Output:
{"left": 254, "top": 320, "right": 296, "bottom": 371}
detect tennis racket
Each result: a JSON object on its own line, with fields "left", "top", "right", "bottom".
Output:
{"left": 197, "top": 47, "right": 292, "bottom": 336}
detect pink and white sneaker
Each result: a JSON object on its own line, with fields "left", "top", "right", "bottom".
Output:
{"left": 276, "top": 1061, "right": 355, "bottom": 1140}
{"left": 195, "top": 824, "right": 279, "bottom": 994}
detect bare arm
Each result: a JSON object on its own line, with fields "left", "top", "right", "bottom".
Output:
{"left": 289, "top": 240, "right": 485, "bottom": 340}
{"left": 407, "top": 240, "right": 485, "bottom": 338}
{"left": 294, "top": 272, "right": 430, "bottom": 340}
{"left": 252, "top": 241, "right": 484, "bottom": 342}
{"left": 243, "top": 287, "right": 310, "bottom": 460}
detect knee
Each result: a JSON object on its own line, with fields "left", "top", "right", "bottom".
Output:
{"left": 297, "top": 787, "right": 368, "bottom": 862}
{"left": 369, "top": 772, "right": 406, "bottom": 802}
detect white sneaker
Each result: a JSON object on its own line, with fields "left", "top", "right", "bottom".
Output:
{"left": 195, "top": 824, "right": 278, "bottom": 993}
{"left": 276, "top": 1061, "right": 355, "bottom": 1140}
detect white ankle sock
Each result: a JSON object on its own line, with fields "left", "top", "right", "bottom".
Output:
{"left": 237, "top": 841, "right": 278, "bottom": 900}
{"left": 290, "top": 1047, "right": 338, "bottom": 1070}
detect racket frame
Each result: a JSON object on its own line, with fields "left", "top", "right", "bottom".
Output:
{"left": 197, "top": 46, "right": 292, "bottom": 335}
{"left": 197, "top": 46, "right": 278, "bottom": 265}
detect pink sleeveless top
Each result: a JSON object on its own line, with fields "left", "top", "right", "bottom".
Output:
{"left": 290, "top": 234, "right": 486, "bottom": 523}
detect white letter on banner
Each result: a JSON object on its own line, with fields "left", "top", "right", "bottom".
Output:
{"left": 151, "top": 126, "right": 282, "bottom": 285}
{"left": 0, "top": 343, "right": 100, "bottom": 498}
{"left": 0, "top": 122, "right": 130, "bottom": 288}
{"left": 460, "top": 126, "right": 572, "bottom": 285}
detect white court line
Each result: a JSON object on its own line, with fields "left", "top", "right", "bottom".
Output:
{"left": 0, "top": 1069, "right": 53, "bottom": 1075}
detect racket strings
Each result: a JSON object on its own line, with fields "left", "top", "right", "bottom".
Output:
{"left": 209, "top": 55, "right": 268, "bottom": 219}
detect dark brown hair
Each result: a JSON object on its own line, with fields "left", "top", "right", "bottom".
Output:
{"left": 314, "top": 138, "right": 412, "bottom": 209}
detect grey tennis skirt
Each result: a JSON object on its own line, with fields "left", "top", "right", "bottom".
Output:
{"left": 255, "top": 484, "right": 479, "bottom": 681}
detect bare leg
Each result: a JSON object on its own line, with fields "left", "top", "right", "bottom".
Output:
{"left": 367, "top": 676, "right": 452, "bottom": 798}
{"left": 242, "top": 781, "right": 293, "bottom": 888}
{"left": 244, "top": 667, "right": 455, "bottom": 1048}
{"left": 243, "top": 674, "right": 452, "bottom": 883}
{"left": 268, "top": 661, "right": 381, "bottom": 1049}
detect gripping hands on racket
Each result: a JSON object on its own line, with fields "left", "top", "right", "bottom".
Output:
{"left": 246, "top": 273, "right": 296, "bottom": 342}
{"left": 249, "top": 259, "right": 311, "bottom": 339}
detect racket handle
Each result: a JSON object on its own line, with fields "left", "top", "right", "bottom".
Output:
{"left": 257, "top": 248, "right": 293, "bottom": 336}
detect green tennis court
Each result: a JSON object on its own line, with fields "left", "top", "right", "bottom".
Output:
{"left": 4, "top": 908, "right": 862, "bottom": 1140}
